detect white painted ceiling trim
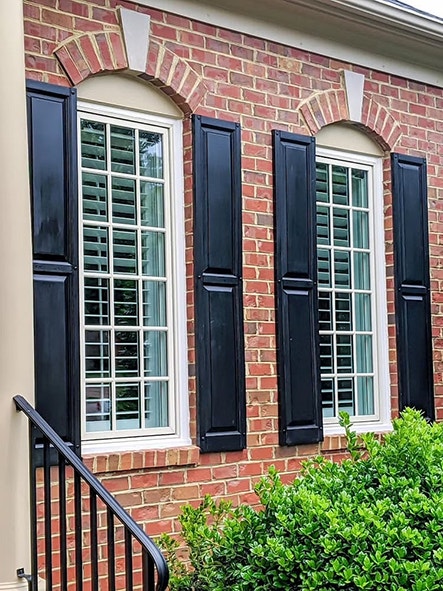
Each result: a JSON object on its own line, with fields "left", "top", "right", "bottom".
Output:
{"left": 133, "top": 0, "right": 443, "bottom": 87}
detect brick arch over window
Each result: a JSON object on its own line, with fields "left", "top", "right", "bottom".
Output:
{"left": 299, "top": 88, "right": 402, "bottom": 151}
{"left": 54, "top": 34, "right": 207, "bottom": 115}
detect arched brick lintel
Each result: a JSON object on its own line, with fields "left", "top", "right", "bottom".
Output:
{"left": 299, "top": 89, "right": 402, "bottom": 151}
{"left": 54, "top": 34, "right": 207, "bottom": 115}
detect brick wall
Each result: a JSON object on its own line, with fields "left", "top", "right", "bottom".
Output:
{"left": 25, "top": 0, "right": 443, "bottom": 561}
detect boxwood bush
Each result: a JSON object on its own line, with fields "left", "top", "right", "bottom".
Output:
{"left": 160, "top": 409, "right": 443, "bottom": 591}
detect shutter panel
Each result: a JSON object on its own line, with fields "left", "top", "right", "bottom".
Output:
{"left": 273, "top": 130, "right": 323, "bottom": 445}
{"left": 27, "top": 81, "right": 80, "bottom": 452}
{"left": 392, "top": 153, "right": 434, "bottom": 420}
{"left": 193, "top": 115, "right": 246, "bottom": 452}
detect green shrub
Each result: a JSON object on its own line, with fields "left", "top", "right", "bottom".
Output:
{"left": 160, "top": 409, "right": 443, "bottom": 590}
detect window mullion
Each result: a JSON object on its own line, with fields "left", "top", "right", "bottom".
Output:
{"left": 327, "top": 163, "right": 338, "bottom": 419}
{"left": 135, "top": 127, "right": 146, "bottom": 431}
{"left": 348, "top": 167, "right": 359, "bottom": 416}
{"left": 105, "top": 122, "right": 117, "bottom": 433}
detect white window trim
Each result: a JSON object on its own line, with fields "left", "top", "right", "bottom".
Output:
{"left": 78, "top": 101, "right": 190, "bottom": 454}
{"left": 316, "top": 146, "right": 391, "bottom": 436}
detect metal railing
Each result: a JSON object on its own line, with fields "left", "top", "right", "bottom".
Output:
{"left": 14, "top": 395, "right": 169, "bottom": 591}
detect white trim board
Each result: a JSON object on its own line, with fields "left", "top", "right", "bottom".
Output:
{"left": 133, "top": 0, "right": 443, "bottom": 87}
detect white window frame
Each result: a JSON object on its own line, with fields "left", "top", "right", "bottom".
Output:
{"left": 316, "top": 147, "right": 391, "bottom": 435}
{"left": 78, "top": 101, "right": 190, "bottom": 453}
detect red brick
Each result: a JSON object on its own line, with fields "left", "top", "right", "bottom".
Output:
{"left": 73, "top": 16, "right": 104, "bottom": 32}
{"left": 66, "top": 39, "right": 91, "bottom": 79}
{"left": 25, "top": 36, "right": 41, "bottom": 52}
{"left": 109, "top": 32, "right": 127, "bottom": 70}
{"left": 54, "top": 45, "right": 82, "bottom": 84}
{"left": 172, "top": 485, "right": 199, "bottom": 500}
{"left": 95, "top": 32, "right": 113, "bottom": 71}
{"left": 59, "top": 0, "right": 89, "bottom": 17}
{"left": 79, "top": 34, "right": 102, "bottom": 74}
{"left": 159, "top": 471, "right": 185, "bottom": 486}
{"left": 24, "top": 20, "right": 58, "bottom": 41}
{"left": 165, "top": 41, "right": 190, "bottom": 60}
{"left": 101, "top": 476, "right": 129, "bottom": 493}
{"left": 92, "top": 7, "right": 118, "bottom": 25}
{"left": 41, "top": 8, "right": 73, "bottom": 28}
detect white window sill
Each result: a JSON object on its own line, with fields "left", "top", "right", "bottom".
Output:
{"left": 323, "top": 420, "right": 393, "bottom": 437}
{"left": 81, "top": 434, "right": 192, "bottom": 455}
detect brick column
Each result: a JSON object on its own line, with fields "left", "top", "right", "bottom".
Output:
{"left": 0, "top": 0, "right": 34, "bottom": 589}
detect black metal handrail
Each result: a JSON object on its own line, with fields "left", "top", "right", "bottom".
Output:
{"left": 14, "top": 395, "right": 169, "bottom": 591}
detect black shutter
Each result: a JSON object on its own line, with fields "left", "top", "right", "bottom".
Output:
{"left": 27, "top": 81, "right": 80, "bottom": 452}
{"left": 392, "top": 153, "right": 434, "bottom": 420}
{"left": 273, "top": 130, "right": 323, "bottom": 445}
{"left": 193, "top": 115, "right": 246, "bottom": 452}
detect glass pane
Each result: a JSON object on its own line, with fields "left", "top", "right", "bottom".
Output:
{"left": 357, "top": 377, "right": 374, "bottom": 415}
{"left": 355, "top": 293, "right": 372, "bottom": 331}
{"left": 85, "top": 384, "right": 111, "bottom": 432}
{"left": 321, "top": 379, "right": 335, "bottom": 418}
{"left": 319, "top": 334, "right": 334, "bottom": 373}
{"left": 316, "top": 160, "right": 375, "bottom": 421}
{"left": 332, "top": 166, "right": 348, "bottom": 205}
{"left": 85, "top": 330, "right": 110, "bottom": 378}
{"left": 354, "top": 251, "right": 370, "bottom": 290}
{"left": 352, "top": 169, "right": 368, "bottom": 208}
{"left": 139, "top": 132, "right": 163, "bottom": 178}
{"left": 81, "top": 120, "right": 106, "bottom": 170}
{"left": 84, "top": 227, "right": 108, "bottom": 273}
{"left": 338, "top": 378, "right": 354, "bottom": 414}
{"left": 318, "top": 291, "right": 332, "bottom": 331}
{"left": 143, "top": 280, "right": 167, "bottom": 326}
{"left": 111, "top": 126, "right": 135, "bottom": 174}
{"left": 317, "top": 249, "right": 331, "bottom": 287}
{"left": 114, "top": 279, "right": 138, "bottom": 326}
{"left": 333, "top": 207, "right": 350, "bottom": 247}
{"left": 316, "top": 162, "right": 329, "bottom": 203}
{"left": 113, "top": 230, "right": 137, "bottom": 274}
{"left": 335, "top": 292, "right": 352, "bottom": 331}
{"left": 353, "top": 210, "right": 369, "bottom": 249}
{"left": 115, "top": 331, "right": 139, "bottom": 377}
{"left": 145, "top": 382, "right": 168, "bottom": 428}
{"left": 356, "top": 334, "right": 373, "bottom": 373}
{"left": 144, "top": 331, "right": 168, "bottom": 377}
{"left": 84, "top": 277, "right": 109, "bottom": 325}
{"left": 112, "top": 177, "right": 136, "bottom": 225}
{"left": 116, "top": 384, "right": 140, "bottom": 430}
{"left": 82, "top": 173, "right": 107, "bottom": 222}
{"left": 140, "top": 182, "right": 165, "bottom": 227}
{"left": 316, "top": 205, "right": 330, "bottom": 245}
{"left": 334, "top": 251, "right": 351, "bottom": 288}
{"left": 141, "top": 231, "right": 165, "bottom": 277}
{"left": 336, "top": 334, "right": 353, "bottom": 373}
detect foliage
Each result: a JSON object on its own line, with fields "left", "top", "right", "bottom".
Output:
{"left": 160, "top": 409, "right": 443, "bottom": 590}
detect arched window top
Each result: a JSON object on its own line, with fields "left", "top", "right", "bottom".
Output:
{"left": 317, "top": 123, "right": 384, "bottom": 156}
{"left": 77, "top": 74, "right": 183, "bottom": 119}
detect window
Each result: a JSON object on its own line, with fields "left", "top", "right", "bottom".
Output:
{"left": 315, "top": 148, "right": 389, "bottom": 429}
{"left": 78, "top": 102, "right": 188, "bottom": 449}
